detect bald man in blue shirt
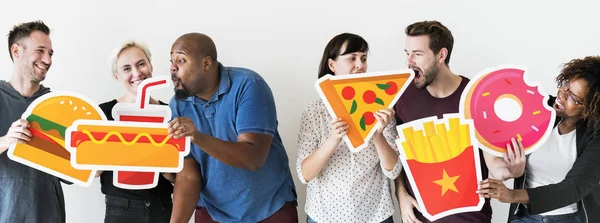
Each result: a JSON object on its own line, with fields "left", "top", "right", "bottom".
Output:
{"left": 167, "top": 33, "right": 298, "bottom": 223}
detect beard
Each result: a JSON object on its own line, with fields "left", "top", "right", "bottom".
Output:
{"left": 175, "top": 88, "right": 189, "bottom": 100}
{"left": 21, "top": 63, "right": 46, "bottom": 83}
{"left": 172, "top": 76, "right": 190, "bottom": 100}
{"left": 413, "top": 62, "right": 439, "bottom": 89}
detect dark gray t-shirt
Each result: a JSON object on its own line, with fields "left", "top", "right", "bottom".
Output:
{"left": 0, "top": 80, "right": 66, "bottom": 223}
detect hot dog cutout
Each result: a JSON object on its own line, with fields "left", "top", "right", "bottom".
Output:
{"left": 66, "top": 120, "right": 189, "bottom": 171}
{"left": 65, "top": 76, "right": 190, "bottom": 190}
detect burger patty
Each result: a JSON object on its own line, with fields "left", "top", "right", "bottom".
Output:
{"left": 27, "top": 135, "right": 70, "bottom": 160}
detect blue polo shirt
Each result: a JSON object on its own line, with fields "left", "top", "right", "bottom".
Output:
{"left": 169, "top": 63, "right": 297, "bottom": 222}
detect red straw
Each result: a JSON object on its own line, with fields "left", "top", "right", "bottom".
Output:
{"left": 139, "top": 79, "right": 167, "bottom": 109}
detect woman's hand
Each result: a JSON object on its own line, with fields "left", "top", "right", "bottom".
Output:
{"left": 374, "top": 108, "right": 395, "bottom": 136}
{"left": 328, "top": 118, "right": 348, "bottom": 142}
{"left": 505, "top": 137, "right": 526, "bottom": 178}
{"left": 477, "top": 178, "right": 514, "bottom": 203}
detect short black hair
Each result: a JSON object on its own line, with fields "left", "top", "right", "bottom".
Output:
{"left": 7, "top": 20, "right": 50, "bottom": 61}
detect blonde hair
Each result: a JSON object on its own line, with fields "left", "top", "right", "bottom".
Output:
{"left": 107, "top": 39, "right": 152, "bottom": 75}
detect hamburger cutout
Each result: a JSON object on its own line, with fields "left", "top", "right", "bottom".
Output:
{"left": 8, "top": 93, "right": 105, "bottom": 186}
{"left": 65, "top": 76, "right": 191, "bottom": 190}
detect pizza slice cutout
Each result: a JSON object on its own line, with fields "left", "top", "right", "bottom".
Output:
{"left": 315, "top": 70, "right": 414, "bottom": 152}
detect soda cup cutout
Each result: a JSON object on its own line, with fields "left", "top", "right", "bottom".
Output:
{"left": 112, "top": 77, "right": 173, "bottom": 189}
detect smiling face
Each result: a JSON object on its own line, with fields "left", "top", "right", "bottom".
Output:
{"left": 405, "top": 35, "right": 440, "bottom": 89}
{"left": 14, "top": 31, "right": 53, "bottom": 83}
{"left": 114, "top": 46, "right": 153, "bottom": 95}
{"left": 554, "top": 77, "right": 588, "bottom": 120}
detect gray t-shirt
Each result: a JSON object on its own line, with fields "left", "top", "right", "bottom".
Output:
{"left": 0, "top": 80, "right": 66, "bottom": 223}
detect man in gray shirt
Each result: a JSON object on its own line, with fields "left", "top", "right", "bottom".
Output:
{"left": 0, "top": 20, "right": 66, "bottom": 223}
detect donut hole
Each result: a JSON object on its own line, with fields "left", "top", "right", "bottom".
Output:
{"left": 494, "top": 94, "right": 523, "bottom": 122}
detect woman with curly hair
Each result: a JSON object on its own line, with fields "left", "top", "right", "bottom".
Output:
{"left": 478, "top": 56, "right": 600, "bottom": 223}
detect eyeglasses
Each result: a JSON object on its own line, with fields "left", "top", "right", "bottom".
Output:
{"left": 559, "top": 81, "right": 584, "bottom": 106}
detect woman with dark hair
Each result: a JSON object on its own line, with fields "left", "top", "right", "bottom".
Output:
{"left": 296, "top": 33, "right": 401, "bottom": 223}
{"left": 478, "top": 56, "right": 600, "bottom": 223}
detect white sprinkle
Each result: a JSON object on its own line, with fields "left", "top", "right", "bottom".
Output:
{"left": 531, "top": 125, "right": 539, "bottom": 132}
{"left": 69, "top": 100, "right": 73, "bottom": 105}
{"left": 527, "top": 90, "right": 534, "bottom": 95}
{"left": 73, "top": 106, "right": 77, "bottom": 111}
{"left": 60, "top": 101, "right": 65, "bottom": 105}
{"left": 86, "top": 112, "right": 91, "bottom": 115}
{"left": 82, "top": 106, "right": 86, "bottom": 111}
{"left": 483, "top": 111, "right": 487, "bottom": 119}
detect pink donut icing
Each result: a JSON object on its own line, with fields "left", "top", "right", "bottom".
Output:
{"left": 462, "top": 68, "right": 554, "bottom": 155}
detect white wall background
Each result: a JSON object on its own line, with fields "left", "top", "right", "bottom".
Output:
{"left": 1, "top": 0, "right": 599, "bottom": 222}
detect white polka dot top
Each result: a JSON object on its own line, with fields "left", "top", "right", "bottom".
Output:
{"left": 296, "top": 99, "right": 402, "bottom": 223}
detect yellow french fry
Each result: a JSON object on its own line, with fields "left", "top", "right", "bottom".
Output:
{"left": 402, "top": 127, "right": 415, "bottom": 143}
{"left": 413, "top": 130, "right": 428, "bottom": 162}
{"left": 401, "top": 141, "right": 415, "bottom": 160}
{"left": 423, "top": 134, "right": 438, "bottom": 163}
{"left": 435, "top": 122, "right": 451, "bottom": 157}
{"left": 459, "top": 124, "right": 471, "bottom": 155}
{"left": 424, "top": 121, "right": 436, "bottom": 137}
{"left": 448, "top": 118, "right": 461, "bottom": 158}
{"left": 429, "top": 135, "right": 448, "bottom": 162}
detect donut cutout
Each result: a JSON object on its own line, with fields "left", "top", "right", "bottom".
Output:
{"left": 459, "top": 66, "right": 555, "bottom": 157}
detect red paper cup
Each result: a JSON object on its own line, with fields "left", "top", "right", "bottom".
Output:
{"left": 113, "top": 106, "right": 169, "bottom": 188}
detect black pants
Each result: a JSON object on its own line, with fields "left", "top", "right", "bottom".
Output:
{"left": 104, "top": 195, "right": 172, "bottom": 223}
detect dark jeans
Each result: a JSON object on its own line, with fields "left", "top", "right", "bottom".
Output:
{"left": 512, "top": 212, "right": 579, "bottom": 223}
{"left": 104, "top": 195, "right": 172, "bottom": 223}
{"left": 195, "top": 201, "right": 298, "bottom": 223}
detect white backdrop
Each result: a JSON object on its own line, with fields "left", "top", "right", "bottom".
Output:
{"left": 1, "top": 0, "right": 599, "bottom": 222}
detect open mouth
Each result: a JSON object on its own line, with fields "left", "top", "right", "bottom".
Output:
{"left": 553, "top": 98, "right": 565, "bottom": 111}
{"left": 411, "top": 67, "right": 422, "bottom": 80}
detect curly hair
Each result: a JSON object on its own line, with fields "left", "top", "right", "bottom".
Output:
{"left": 555, "top": 56, "right": 600, "bottom": 133}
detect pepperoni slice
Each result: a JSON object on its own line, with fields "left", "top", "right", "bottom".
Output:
{"left": 342, "top": 86, "right": 355, "bottom": 100}
{"left": 385, "top": 81, "right": 398, "bottom": 95}
{"left": 364, "top": 112, "right": 375, "bottom": 125}
{"left": 363, "top": 90, "right": 376, "bottom": 104}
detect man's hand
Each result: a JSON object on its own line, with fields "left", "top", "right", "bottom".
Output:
{"left": 399, "top": 191, "right": 422, "bottom": 223}
{"left": 168, "top": 117, "right": 198, "bottom": 140}
{"left": 1, "top": 119, "right": 32, "bottom": 154}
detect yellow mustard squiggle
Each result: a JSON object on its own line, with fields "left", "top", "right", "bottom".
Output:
{"left": 81, "top": 130, "right": 171, "bottom": 147}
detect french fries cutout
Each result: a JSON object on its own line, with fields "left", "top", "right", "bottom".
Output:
{"left": 8, "top": 92, "right": 106, "bottom": 187}
{"left": 396, "top": 114, "right": 484, "bottom": 221}
{"left": 65, "top": 76, "right": 190, "bottom": 190}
